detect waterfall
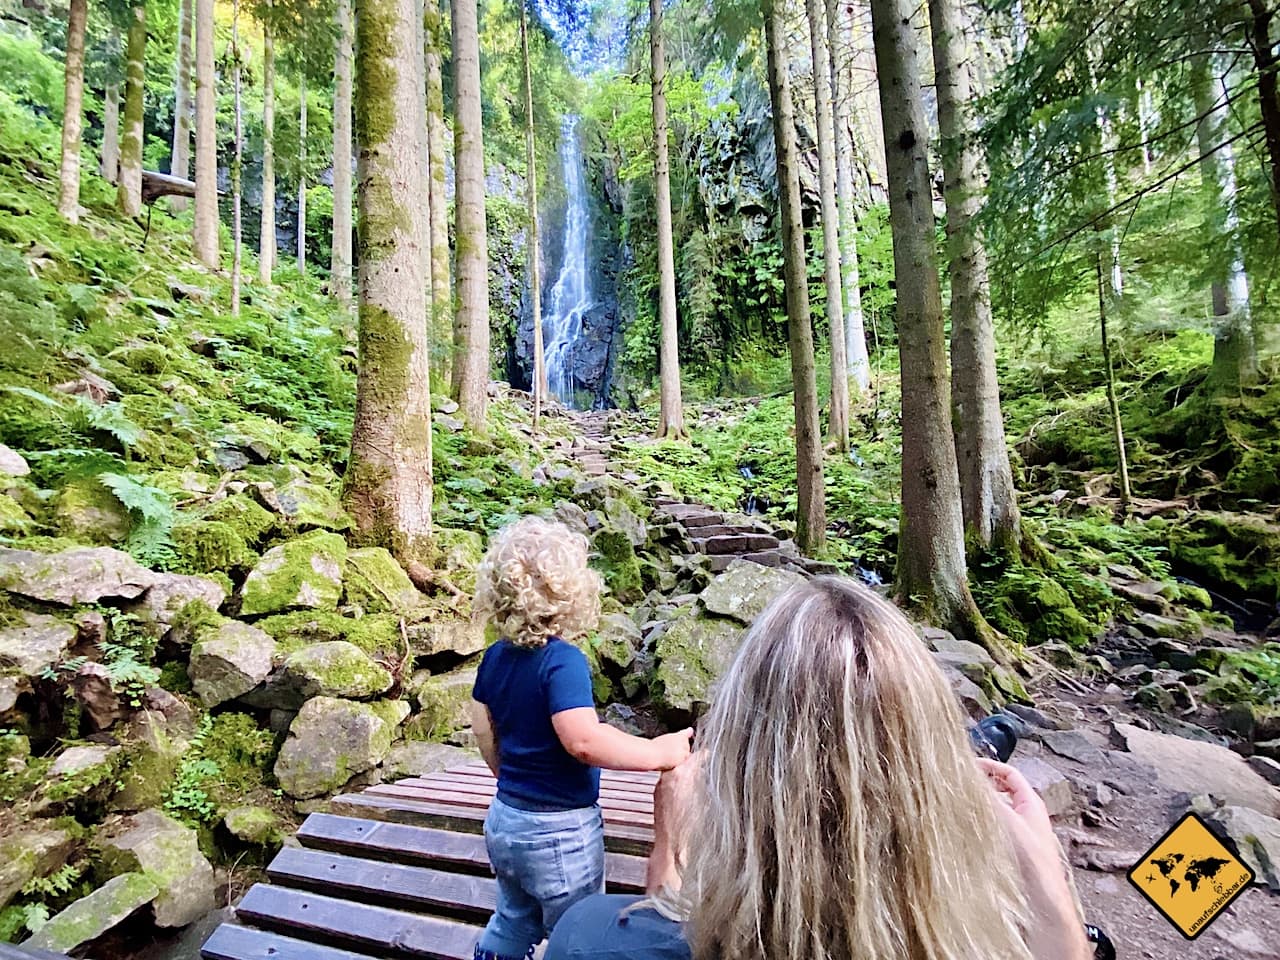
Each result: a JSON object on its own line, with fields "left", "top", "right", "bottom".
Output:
{"left": 543, "top": 117, "right": 594, "bottom": 407}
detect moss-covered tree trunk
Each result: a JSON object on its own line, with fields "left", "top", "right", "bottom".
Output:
{"left": 57, "top": 0, "right": 88, "bottom": 223}
{"left": 451, "top": 0, "right": 490, "bottom": 427}
{"left": 928, "top": 0, "right": 1021, "bottom": 559}
{"left": 194, "top": 0, "right": 219, "bottom": 267}
{"left": 807, "top": 0, "right": 848, "bottom": 452}
{"left": 827, "top": 0, "right": 871, "bottom": 396}
{"left": 651, "top": 0, "right": 685, "bottom": 439}
{"left": 116, "top": 6, "right": 146, "bottom": 219}
{"left": 101, "top": 80, "right": 120, "bottom": 184}
{"left": 764, "top": 0, "right": 826, "bottom": 555}
{"left": 259, "top": 15, "right": 276, "bottom": 282}
{"left": 521, "top": 1, "right": 544, "bottom": 430}
{"left": 345, "top": 0, "right": 434, "bottom": 557}
{"left": 170, "top": 0, "right": 194, "bottom": 213}
{"left": 1192, "top": 54, "right": 1259, "bottom": 390}
{"left": 1244, "top": 0, "right": 1280, "bottom": 239}
{"left": 331, "top": 0, "right": 354, "bottom": 306}
{"left": 869, "top": 0, "right": 1005, "bottom": 658}
{"left": 425, "top": 0, "right": 452, "bottom": 387}
{"left": 297, "top": 77, "right": 307, "bottom": 275}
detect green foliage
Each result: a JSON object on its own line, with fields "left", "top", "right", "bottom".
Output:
{"left": 0, "top": 903, "right": 50, "bottom": 942}
{"left": 98, "top": 472, "right": 179, "bottom": 568}
{"left": 21, "top": 864, "right": 84, "bottom": 900}
{"left": 0, "top": 32, "right": 65, "bottom": 117}
{"left": 164, "top": 713, "right": 277, "bottom": 827}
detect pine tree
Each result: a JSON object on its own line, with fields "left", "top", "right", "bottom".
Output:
{"left": 170, "top": 0, "right": 194, "bottom": 212}
{"left": 651, "top": 0, "right": 685, "bottom": 439}
{"left": 194, "top": 0, "right": 220, "bottom": 267}
{"left": 764, "top": 0, "right": 826, "bottom": 555}
{"left": 331, "top": 0, "right": 354, "bottom": 304}
{"left": 451, "top": 0, "right": 490, "bottom": 427}
{"left": 425, "top": 0, "right": 451, "bottom": 385}
{"left": 345, "top": 0, "right": 434, "bottom": 556}
{"left": 101, "top": 79, "right": 120, "bottom": 184}
{"left": 57, "top": 0, "right": 88, "bottom": 223}
{"left": 259, "top": 6, "right": 276, "bottom": 282}
{"left": 116, "top": 5, "right": 146, "bottom": 218}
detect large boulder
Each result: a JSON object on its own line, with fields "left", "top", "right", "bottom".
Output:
{"left": 594, "top": 612, "right": 642, "bottom": 672}
{"left": 0, "top": 443, "right": 30, "bottom": 477}
{"left": 599, "top": 496, "right": 647, "bottom": 548}
{"left": 24, "top": 873, "right": 160, "bottom": 953}
{"left": 54, "top": 478, "right": 131, "bottom": 544}
{"left": 1112, "top": 723, "right": 1280, "bottom": 816}
{"left": 273, "top": 475, "right": 354, "bottom": 532}
{"left": 591, "top": 529, "right": 643, "bottom": 603}
{"left": 1202, "top": 804, "right": 1280, "bottom": 890}
{"left": 96, "top": 809, "right": 216, "bottom": 927}
{"left": 45, "top": 744, "right": 123, "bottom": 803}
{"left": 0, "top": 825, "right": 75, "bottom": 910}
{"left": 344, "top": 547, "right": 424, "bottom": 616}
{"left": 405, "top": 615, "right": 487, "bottom": 657}
{"left": 132, "top": 573, "right": 227, "bottom": 637}
{"left": 111, "top": 708, "right": 196, "bottom": 811}
{"left": 407, "top": 667, "right": 478, "bottom": 741}
{"left": 700, "top": 560, "right": 804, "bottom": 625}
{"left": 653, "top": 615, "right": 745, "bottom": 712}
{"left": 274, "top": 697, "right": 410, "bottom": 799}
{"left": 0, "top": 612, "right": 76, "bottom": 677}
{"left": 239, "top": 530, "right": 347, "bottom": 616}
{"left": 0, "top": 546, "right": 158, "bottom": 605}
{"left": 189, "top": 619, "right": 277, "bottom": 707}
{"left": 283, "top": 641, "right": 393, "bottom": 700}
{"left": 382, "top": 741, "right": 474, "bottom": 781}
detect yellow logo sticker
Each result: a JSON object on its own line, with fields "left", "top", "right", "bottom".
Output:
{"left": 1127, "top": 811, "right": 1254, "bottom": 939}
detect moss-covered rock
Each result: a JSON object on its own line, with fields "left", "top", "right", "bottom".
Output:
{"left": 96, "top": 808, "right": 216, "bottom": 927}
{"left": 239, "top": 530, "right": 348, "bottom": 616}
{"left": 0, "top": 492, "right": 32, "bottom": 534}
{"left": 24, "top": 872, "right": 160, "bottom": 953}
{"left": 404, "top": 614, "right": 488, "bottom": 657}
{"left": 653, "top": 614, "right": 744, "bottom": 713}
{"left": 0, "top": 825, "right": 74, "bottom": 910}
{"left": 406, "top": 666, "right": 477, "bottom": 742}
{"left": 189, "top": 618, "right": 277, "bottom": 707}
{"left": 53, "top": 478, "right": 131, "bottom": 544}
{"left": 256, "top": 609, "right": 402, "bottom": 659}
{"left": 274, "top": 475, "right": 353, "bottom": 532}
{"left": 274, "top": 696, "right": 410, "bottom": 799}
{"left": 222, "top": 805, "right": 285, "bottom": 846}
{"left": 111, "top": 708, "right": 194, "bottom": 812}
{"left": 195, "top": 494, "right": 278, "bottom": 546}
{"left": 44, "top": 743, "right": 124, "bottom": 803}
{"left": 283, "top": 641, "right": 393, "bottom": 700}
{"left": 1165, "top": 511, "right": 1280, "bottom": 602}
{"left": 591, "top": 528, "right": 643, "bottom": 603}
{"left": 700, "top": 559, "right": 804, "bottom": 625}
{"left": 432, "top": 527, "right": 484, "bottom": 593}
{"left": 992, "top": 574, "right": 1100, "bottom": 648}
{"left": 0, "top": 611, "right": 76, "bottom": 677}
{"left": 172, "top": 519, "right": 258, "bottom": 576}
{"left": 344, "top": 547, "right": 424, "bottom": 616}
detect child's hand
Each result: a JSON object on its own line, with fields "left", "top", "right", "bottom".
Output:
{"left": 651, "top": 728, "right": 694, "bottom": 770}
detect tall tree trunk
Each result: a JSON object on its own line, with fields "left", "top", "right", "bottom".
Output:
{"left": 194, "top": 0, "right": 219, "bottom": 267}
{"left": 764, "top": 0, "right": 826, "bottom": 555}
{"left": 1245, "top": 0, "right": 1280, "bottom": 238}
{"left": 807, "top": 0, "right": 848, "bottom": 451}
{"left": 1136, "top": 78, "right": 1154, "bottom": 176}
{"left": 116, "top": 6, "right": 146, "bottom": 219}
{"left": 827, "top": 0, "right": 870, "bottom": 395}
{"left": 297, "top": 77, "right": 307, "bottom": 275}
{"left": 345, "top": 0, "right": 434, "bottom": 556}
{"left": 1096, "top": 252, "right": 1131, "bottom": 508}
{"left": 231, "top": 0, "right": 243, "bottom": 316}
{"left": 1192, "top": 54, "right": 1259, "bottom": 389}
{"left": 331, "top": 0, "right": 354, "bottom": 304}
{"left": 57, "top": 0, "right": 88, "bottom": 223}
{"left": 521, "top": 1, "right": 544, "bottom": 431}
{"left": 928, "top": 0, "right": 1021, "bottom": 559}
{"left": 1086, "top": 50, "right": 1123, "bottom": 298}
{"left": 651, "top": 0, "right": 685, "bottom": 439}
{"left": 425, "top": 0, "right": 452, "bottom": 385}
{"left": 101, "top": 80, "right": 120, "bottom": 184}
{"left": 451, "top": 0, "right": 490, "bottom": 427}
{"left": 170, "top": 0, "right": 194, "bottom": 212}
{"left": 259, "top": 17, "right": 276, "bottom": 282}
{"left": 869, "top": 0, "right": 1002, "bottom": 656}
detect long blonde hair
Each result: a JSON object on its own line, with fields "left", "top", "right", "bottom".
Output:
{"left": 677, "top": 577, "right": 1032, "bottom": 960}
{"left": 473, "top": 516, "right": 602, "bottom": 648}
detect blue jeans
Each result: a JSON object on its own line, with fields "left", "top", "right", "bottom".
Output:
{"left": 476, "top": 797, "right": 606, "bottom": 959}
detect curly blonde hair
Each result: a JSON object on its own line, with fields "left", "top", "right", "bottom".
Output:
{"left": 473, "top": 516, "right": 602, "bottom": 648}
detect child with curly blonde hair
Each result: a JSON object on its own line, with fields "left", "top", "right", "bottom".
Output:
{"left": 470, "top": 516, "right": 692, "bottom": 960}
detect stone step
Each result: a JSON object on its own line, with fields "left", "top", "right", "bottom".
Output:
{"left": 706, "top": 550, "right": 786, "bottom": 573}
{"left": 691, "top": 524, "right": 770, "bottom": 539}
{"left": 692, "top": 533, "right": 782, "bottom": 556}
{"left": 658, "top": 504, "right": 724, "bottom": 526}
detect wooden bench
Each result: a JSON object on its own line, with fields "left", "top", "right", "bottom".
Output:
{"left": 201, "top": 764, "right": 657, "bottom": 960}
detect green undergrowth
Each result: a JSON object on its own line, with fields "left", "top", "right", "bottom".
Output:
{"left": 164, "top": 713, "right": 278, "bottom": 831}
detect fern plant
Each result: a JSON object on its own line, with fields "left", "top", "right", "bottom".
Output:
{"left": 97, "top": 472, "right": 178, "bottom": 569}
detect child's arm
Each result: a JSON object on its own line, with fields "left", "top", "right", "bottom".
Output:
{"left": 471, "top": 699, "right": 500, "bottom": 776}
{"left": 552, "top": 707, "right": 692, "bottom": 772}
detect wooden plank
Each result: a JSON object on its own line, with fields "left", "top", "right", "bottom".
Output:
{"left": 201, "top": 924, "right": 377, "bottom": 960}
{"left": 371, "top": 783, "right": 655, "bottom": 821}
{"left": 235, "top": 885, "right": 481, "bottom": 960}
{"left": 295, "top": 814, "right": 648, "bottom": 893}
{"left": 0, "top": 945, "right": 75, "bottom": 960}
{"left": 266, "top": 847, "right": 496, "bottom": 919}
{"left": 453, "top": 762, "right": 659, "bottom": 787}
{"left": 330, "top": 793, "right": 654, "bottom": 856}
{"left": 412, "top": 773, "right": 656, "bottom": 804}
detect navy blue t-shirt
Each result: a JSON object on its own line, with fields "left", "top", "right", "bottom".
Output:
{"left": 544, "top": 895, "right": 692, "bottom": 960}
{"left": 472, "top": 637, "right": 600, "bottom": 811}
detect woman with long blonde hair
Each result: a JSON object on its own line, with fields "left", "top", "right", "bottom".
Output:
{"left": 545, "top": 576, "right": 1090, "bottom": 960}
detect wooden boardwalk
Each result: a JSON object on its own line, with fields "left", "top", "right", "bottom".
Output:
{"left": 201, "top": 763, "right": 658, "bottom": 960}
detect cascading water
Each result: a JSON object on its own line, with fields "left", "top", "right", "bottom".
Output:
{"left": 542, "top": 117, "right": 594, "bottom": 407}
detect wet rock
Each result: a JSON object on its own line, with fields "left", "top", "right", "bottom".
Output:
{"left": 1012, "top": 756, "right": 1075, "bottom": 818}
{"left": 25, "top": 872, "right": 160, "bottom": 953}
{"left": 0, "top": 546, "right": 158, "bottom": 605}
{"left": 699, "top": 559, "right": 804, "bottom": 625}
{"left": 1112, "top": 722, "right": 1280, "bottom": 816}
{"left": 97, "top": 809, "right": 216, "bottom": 926}
{"left": 0, "top": 443, "right": 30, "bottom": 477}
{"left": 189, "top": 619, "right": 276, "bottom": 707}
{"left": 653, "top": 615, "right": 744, "bottom": 713}
{"left": 282, "top": 641, "right": 393, "bottom": 700}
{"left": 239, "top": 530, "right": 348, "bottom": 616}
{"left": 408, "top": 667, "right": 478, "bottom": 741}
{"left": 0, "top": 612, "right": 76, "bottom": 676}
{"left": 344, "top": 547, "right": 424, "bottom": 617}
{"left": 274, "top": 697, "right": 410, "bottom": 799}
{"left": 0, "top": 826, "right": 75, "bottom": 909}
{"left": 381, "top": 741, "right": 473, "bottom": 781}
{"left": 1201, "top": 803, "right": 1280, "bottom": 890}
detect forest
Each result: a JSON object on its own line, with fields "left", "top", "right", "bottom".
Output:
{"left": 0, "top": 0, "right": 1278, "bottom": 955}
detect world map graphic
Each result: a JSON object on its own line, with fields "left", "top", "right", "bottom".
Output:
{"left": 1148, "top": 853, "right": 1232, "bottom": 898}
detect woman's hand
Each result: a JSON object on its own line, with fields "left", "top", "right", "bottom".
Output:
{"left": 646, "top": 751, "right": 705, "bottom": 894}
{"left": 651, "top": 728, "right": 694, "bottom": 771}
{"left": 978, "top": 759, "right": 1092, "bottom": 960}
